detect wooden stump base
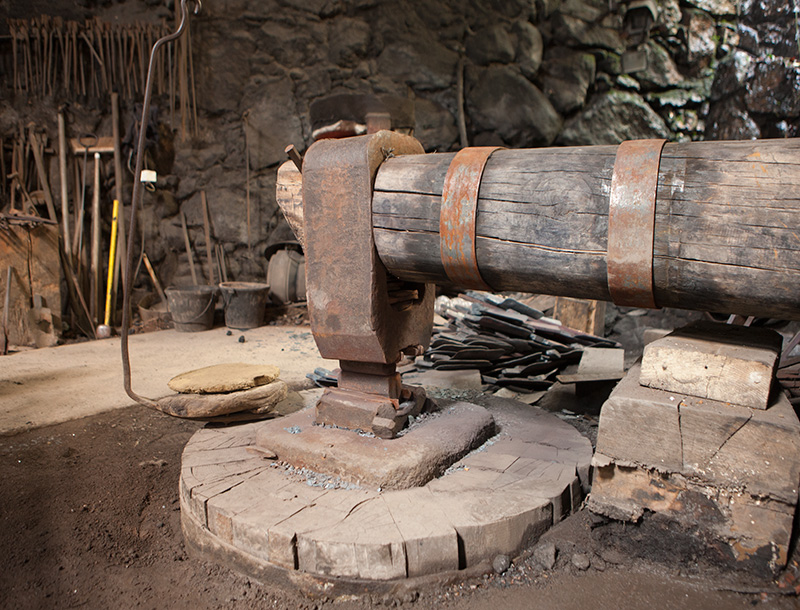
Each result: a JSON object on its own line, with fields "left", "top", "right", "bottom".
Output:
{"left": 180, "top": 397, "right": 592, "bottom": 586}
{"left": 589, "top": 364, "right": 800, "bottom": 574}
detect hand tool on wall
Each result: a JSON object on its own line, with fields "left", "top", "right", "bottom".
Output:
{"left": 2, "top": 267, "right": 12, "bottom": 355}
{"left": 58, "top": 111, "right": 71, "bottom": 259}
{"left": 28, "top": 128, "right": 57, "bottom": 222}
{"left": 96, "top": 198, "right": 119, "bottom": 339}
{"left": 111, "top": 93, "right": 128, "bottom": 322}
{"left": 90, "top": 151, "right": 101, "bottom": 323}
{"left": 200, "top": 191, "right": 214, "bottom": 285}
{"left": 180, "top": 209, "right": 198, "bottom": 285}
{"left": 142, "top": 252, "right": 167, "bottom": 305}
{"left": 71, "top": 134, "right": 97, "bottom": 262}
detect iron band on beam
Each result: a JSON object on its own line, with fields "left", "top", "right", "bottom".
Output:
{"left": 607, "top": 138, "right": 666, "bottom": 309}
{"left": 439, "top": 146, "right": 503, "bottom": 291}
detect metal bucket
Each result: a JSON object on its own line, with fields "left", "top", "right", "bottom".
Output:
{"left": 267, "top": 249, "right": 306, "bottom": 304}
{"left": 219, "top": 281, "right": 270, "bottom": 330}
{"left": 165, "top": 285, "right": 218, "bottom": 332}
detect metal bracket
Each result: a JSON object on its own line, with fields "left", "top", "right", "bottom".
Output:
{"left": 607, "top": 138, "right": 666, "bottom": 309}
{"left": 440, "top": 147, "right": 502, "bottom": 291}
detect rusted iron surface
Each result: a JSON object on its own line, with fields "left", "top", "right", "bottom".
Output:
{"left": 606, "top": 139, "right": 666, "bottom": 309}
{"left": 315, "top": 384, "right": 428, "bottom": 438}
{"left": 439, "top": 146, "right": 502, "bottom": 291}
{"left": 302, "top": 131, "right": 436, "bottom": 435}
{"left": 302, "top": 131, "right": 434, "bottom": 364}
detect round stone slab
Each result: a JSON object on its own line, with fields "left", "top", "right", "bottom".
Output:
{"left": 168, "top": 363, "right": 280, "bottom": 394}
{"left": 180, "top": 397, "right": 592, "bottom": 591}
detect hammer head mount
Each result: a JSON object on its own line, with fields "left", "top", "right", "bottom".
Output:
{"left": 302, "top": 131, "right": 434, "bottom": 438}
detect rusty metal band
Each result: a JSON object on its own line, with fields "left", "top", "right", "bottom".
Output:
{"left": 440, "top": 146, "right": 502, "bottom": 291}
{"left": 607, "top": 138, "right": 667, "bottom": 309}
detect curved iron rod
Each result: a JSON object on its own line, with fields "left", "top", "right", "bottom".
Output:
{"left": 121, "top": 0, "right": 200, "bottom": 409}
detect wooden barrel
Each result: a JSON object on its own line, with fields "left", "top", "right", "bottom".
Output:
{"left": 371, "top": 139, "right": 800, "bottom": 320}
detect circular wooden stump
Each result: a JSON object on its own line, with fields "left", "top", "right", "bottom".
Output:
{"left": 180, "top": 396, "right": 592, "bottom": 591}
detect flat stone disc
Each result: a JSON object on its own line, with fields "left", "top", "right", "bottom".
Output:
{"left": 168, "top": 363, "right": 280, "bottom": 394}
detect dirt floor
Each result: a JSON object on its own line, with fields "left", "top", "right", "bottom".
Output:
{"left": 3, "top": 402, "right": 800, "bottom": 610}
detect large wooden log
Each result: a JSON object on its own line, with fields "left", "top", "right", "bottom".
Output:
{"left": 372, "top": 139, "right": 800, "bottom": 319}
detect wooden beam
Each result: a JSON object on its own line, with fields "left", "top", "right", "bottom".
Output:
{"left": 369, "top": 139, "right": 800, "bottom": 320}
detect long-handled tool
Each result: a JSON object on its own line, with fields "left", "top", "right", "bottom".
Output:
{"left": 58, "top": 111, "right": 71, "bottom": 259}
{"left": 96, "top": 198, "right": 118, "bottom": 339}
{"left": 71, "top": 133, "right": 97, "bottom": 261}
{"left": 142, "top": 252, "right": 167, "bottom": 305}
{"left": 2, "top": 267, "right": 12, "bottom": 355}
{"left": 89, "top": 151, "right": 101, "bottom": 323}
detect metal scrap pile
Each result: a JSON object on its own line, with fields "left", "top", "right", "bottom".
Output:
{"left": 414, "top": 292, "right": 620, "bottom": 392}
{"left": 778, "top": 331, "right": 800, "bottom": 407}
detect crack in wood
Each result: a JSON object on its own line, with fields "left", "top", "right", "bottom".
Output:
{"left": 477, "top": 235, "right": 606, "bottom": 256}
{"left": 706, "top": 410, "right": 752, "bottom": 465}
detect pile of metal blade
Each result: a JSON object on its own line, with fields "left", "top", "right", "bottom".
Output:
{"left": 414, "top": 292, "right": 620, "bottom": 392}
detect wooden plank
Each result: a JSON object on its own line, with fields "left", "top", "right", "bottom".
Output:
{"left": 701, "top": 389, "right": 800, "bottom": 504}
{"left": 491, "top": 461, "right": 579, "bottom": 522}
{"left": 595, "top": 365, "right": 684, "bottom": 472}
{"left": 206, "top": 469, "right": 304, "bottom": 550}
{"left": 69, "top": 136, "right": 114, "bottom": 155}
{"left": 640, "top": 321, "right": 783, "bottom": 409}
{"left": 297, "top": 496, "right": 407, "bottom": 580}
{"left": 554, "top": 297, "right": 606, "bottom": 336}
{"left": 427, "top": 487, "right": 552, "bottom": 568}
{"left": 0, "top": 224, "right": 61, "bottom": 346}
{"left": 269, "top": 489, "right": 378, "bottom": 570}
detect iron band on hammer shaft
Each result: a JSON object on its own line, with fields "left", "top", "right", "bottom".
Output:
{"left": 439, "top": 146, "right": 503, "bottom": 292}
{"left": 606, "top": 138, "right": 667, "bottom": 309}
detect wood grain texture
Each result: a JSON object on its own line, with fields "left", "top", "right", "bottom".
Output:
{"left": 372, "top": 139, "right": 800, "bottom": 319}
{"left": 640, "top": 321, "right": 783, "bottom": 409}
{"left": 0, "top": 224, "right": 62, "bottom": 346}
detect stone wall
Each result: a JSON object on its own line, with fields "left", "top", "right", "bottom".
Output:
{"left": 0, "top": 0, "right": 797, "bottom": 289}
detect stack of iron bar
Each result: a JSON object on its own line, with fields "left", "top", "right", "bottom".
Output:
{"left": 416, "top": 292, "right": 620, "bottom": 392}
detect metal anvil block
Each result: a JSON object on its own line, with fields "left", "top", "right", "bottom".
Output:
{"left": 302, "top": 131, "right": 435, "bottom": 436}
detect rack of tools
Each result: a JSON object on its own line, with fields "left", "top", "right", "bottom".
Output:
{"left": 5, "top": 12, "right": 197, "bottom": 137}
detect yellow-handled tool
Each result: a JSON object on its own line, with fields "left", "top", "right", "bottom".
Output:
{"left": 96, "top": 198, "right": 119, "bottom": 339}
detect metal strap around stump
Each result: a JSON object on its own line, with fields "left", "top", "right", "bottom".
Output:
{"left": 440, "top": 146, "right": 502, "bottom": 291}
{"left": 607, "top": 138, "right": 666, "bottom": 309}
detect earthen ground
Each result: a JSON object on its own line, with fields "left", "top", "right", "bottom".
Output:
{"left": 3, "top": 317, "right": 800, "bottom": 608}
{"left": 3, "top": 403, "right": 799, "bottom": 609}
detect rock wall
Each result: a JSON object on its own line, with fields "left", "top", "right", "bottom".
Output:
{"left": 0, "top": 0, "right": 797, "bottom": 289}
